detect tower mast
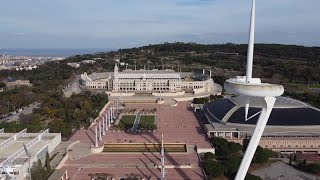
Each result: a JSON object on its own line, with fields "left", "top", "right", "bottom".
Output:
{"left": 246, "top": 0, "right": 255, "bottom": 83}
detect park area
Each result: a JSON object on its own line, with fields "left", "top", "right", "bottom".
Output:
{"left": 138, "top": 115, "right": 156, "bottom": 130}
{"left": 116, "top": 115, "right": 135, "bottom": 129}
{"left": 115, "top": 114, "right": 157, "bottom": 131}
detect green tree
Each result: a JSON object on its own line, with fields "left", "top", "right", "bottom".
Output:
{"left": 306, "top": 163, "right": 320, "bottom": 174}
{"left": 253, "top": 146, "right": 269, "bottom": 164}
{"left": 211, "top": 161, "right": 224, "bottom": 177}
{"left": 45, "top": 152, "right": 51, "bottom": 173}
{"left": 204, "top": 152, "right": 216, "bottom": 161}
{"left": 30, "top": 162, "right": 48, "bottom": 180}
{"left": 32, "top": 113, "right": 42, "bottom": 125}
{"left": 203, "top": 160, "right": 215, "bottom": 175}
{"left": 0, "top": 82, "right": 6, "bottom": 88}
{"left": 245, "top": 173, "right": 262, "bottom": 180}
{"left": 224, "top": 157, "right": 241, "bottom": 174}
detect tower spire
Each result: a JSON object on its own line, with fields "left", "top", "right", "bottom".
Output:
{"left": 246, "top": 0, "right": 255, "bottom": 83}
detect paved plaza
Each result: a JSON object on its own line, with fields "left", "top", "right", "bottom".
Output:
{"left": 63, "top": 101, "right": 211, "bottom": 179}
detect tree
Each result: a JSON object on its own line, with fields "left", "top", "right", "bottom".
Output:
{"left": 203, "top": 160, "right": 215, "bottom": 175}
{"left": 252, "top": 146, "right": 269, "bottom": 163}
{"left": 30, "top": 162, "right": 48, "bottom": 180}
{"left": 224, "top": 157, "right": 241, "bottom": 174}
{"left": 245, "top": 173, "right": 262, "bottom": 180}
{"left": 0, "top": 82, "right": 6, "bottom": 88}
{"left": 211, "top": 161, "right": 224, "bottom": 177}
{"left": 45, "top": 152, "right": 51, "bottom": 173}
{"left": 204, "top": 152, "right": 216, "bottom": 161}
{"left": 306, "top": 163, "right": 320, "bottom": 174}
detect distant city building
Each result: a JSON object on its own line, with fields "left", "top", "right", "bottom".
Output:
{"left": 67, "top": 63, "right": 80, "bottom": 68}
{"left": 203, "top": 96, "right": 320, "bottom": 154}
{"left": 6, "top": 80, "right": 32, "bottom": 88}
{"left": 81, "top": 60, "right": 96, "bottom": 64}
{"left": 0, "top": 55, "right": 64, "bottom": 71}
{"left": 80, "top": 64, "right": 215, "bottom": 96}
{"left": 15, "top": 65, "right": 38, "bottom": 71}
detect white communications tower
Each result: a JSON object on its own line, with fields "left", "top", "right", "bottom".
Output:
{"left": 224, "top": 0, "right": 284, "bottom": 179}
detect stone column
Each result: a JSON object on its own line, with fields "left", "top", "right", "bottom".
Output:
{"left": 111, "top": 108, "right": 114, "bottom": 123}
{"left": 102, "top": 117, "right": 106, "bottom": 135}
{"left": 95, "top": 125, "right": 98, "bottom": 148}
{"left": 108, "top": 111, "right": 111, "bottom": 128}
{"left": 105, "top": 114, "right": 108, "bottom": 130}
{"left": 98, "top": 121, "right": 102, "bottom": 141}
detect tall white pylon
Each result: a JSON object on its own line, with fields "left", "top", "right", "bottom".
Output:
{"left": 224, "top": 0, "right": 284, "bottom": 179}
{"left": 244, "top": 0, "right": 256, "bottom": 121}
{"left": 246, "top": 0, "right": 255, "bottom": 84}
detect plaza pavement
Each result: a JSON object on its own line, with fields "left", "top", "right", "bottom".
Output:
{"left": 64, "top": 101, "right": 210, "bottom": 179}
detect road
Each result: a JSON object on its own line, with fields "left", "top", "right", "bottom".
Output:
{"left": 63, "top": 75, "right": 83, "bottom": 97}
{"left": 0, "top": 102, "right": 41, "bottom": 122}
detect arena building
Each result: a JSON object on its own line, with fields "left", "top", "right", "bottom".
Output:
{"left": 0, "top": 129, "right": 61, "bottom": 179}
{"left": 80, "top": 64, "right": 215, "bottom": 96}
{"left": 202, "top": 96, "right": 320, "bottom": 154}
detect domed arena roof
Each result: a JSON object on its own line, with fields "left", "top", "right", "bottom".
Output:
{"left": 204, "top": 96, "right": 320, "bottom": 126}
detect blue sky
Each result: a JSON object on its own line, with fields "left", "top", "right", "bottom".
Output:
{"left": 1, "top": 0, "right": 320, "bottom": 48}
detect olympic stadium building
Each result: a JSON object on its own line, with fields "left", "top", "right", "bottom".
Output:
{"left": 202, "top": 96, "right": 320, "bottom": 154}
{"left": 80, "top": 64, "right": 216, "bottom": 97}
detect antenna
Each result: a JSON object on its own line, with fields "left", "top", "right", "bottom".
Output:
{"left": 246, "top": 0, "right": 255, "bottom": 83}
{"left": 244, "top": 0, "right": 256, "bottom": 121}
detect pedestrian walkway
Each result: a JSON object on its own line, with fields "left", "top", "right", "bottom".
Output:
{"left": 132, "top": 111, "right": 141, "bottom": 133}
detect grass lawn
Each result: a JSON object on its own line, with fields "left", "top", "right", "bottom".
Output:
{"left": 139, "top": 115, "right": 156, "bottom": 130}
{"left": 118, "top": 115, "right": 136, "bottom": 129}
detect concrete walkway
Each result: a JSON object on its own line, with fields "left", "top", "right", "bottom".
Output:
{"left": 132, "top": 111, "right": 142, "bottom": 133}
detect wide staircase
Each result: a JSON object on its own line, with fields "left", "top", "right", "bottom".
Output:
{"left": 103, "top": 143, "right": 187, "bottom": 153}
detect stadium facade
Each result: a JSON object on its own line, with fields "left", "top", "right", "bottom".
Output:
{"left": 203, "top": 96, "right": 320, "bottom": 154}
{"left": 80, "top": 64, "right": 215, "bottom": 96}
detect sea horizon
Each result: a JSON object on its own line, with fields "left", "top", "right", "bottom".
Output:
{"left": 0, "top": 48, "right": 116, "bottom": 57}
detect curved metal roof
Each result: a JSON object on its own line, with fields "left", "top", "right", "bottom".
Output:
{"left": 205, "top": 96, "right": 320, "bottom": 126}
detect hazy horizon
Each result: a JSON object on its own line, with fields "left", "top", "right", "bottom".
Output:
{"left": 2, "top": 0, "right": 320, "bottom": 49}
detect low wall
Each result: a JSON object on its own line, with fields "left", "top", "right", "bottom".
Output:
{"left": 91, "top": 145, "right": 104, "bottom": 154}
{"left": 152, "top": 91, "right": 185, "bottom": 97}
{"left": 174, "top": 94, "right": 212, "bottom": 102}
{"left": 55, "top": 141, "right": 80, "bottom": 169}
{"left": 109, "top": 92, "right": 135, "bottom": 96}
{"left": 197, "top": 147, "right": 215, "bottom": 155}
{"left": 48, "top": 133, "right": 62, "bottom": 153}
{"left": 193, "top": 88, "right": 206, "bottom": 94}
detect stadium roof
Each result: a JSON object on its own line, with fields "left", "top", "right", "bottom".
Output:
{"left": 205, "top": 96, "right": 320, "bottom": 126}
